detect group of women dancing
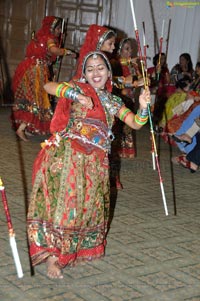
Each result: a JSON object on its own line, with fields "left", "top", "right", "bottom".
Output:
{"left": 10, "top": 14, "right": 200, "bottom": 279}
{"left": 10, "top": 15, "right": 200, "bottom": 279}
{"left": 10, "top": 16, "right": 151, "bottom": 279}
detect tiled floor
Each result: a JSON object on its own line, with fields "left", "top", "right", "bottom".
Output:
{"left": 1, "top": 106, "right": 200, "bottom": 301}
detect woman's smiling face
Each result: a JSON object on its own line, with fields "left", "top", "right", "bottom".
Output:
{"left": 84, "top": 54, "right": 111, "bottom": 89}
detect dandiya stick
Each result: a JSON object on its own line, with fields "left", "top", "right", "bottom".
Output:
{"left": 60, "top": 18, "right": 65, "bottom": 48}
{"left": 129, "top": 1, "right": 147, "bottom": 88}
{"left": 0, "top": 177, "right": 24, "bottom": 278}
{"left": 54, "top": 18, "right": 65, "bottom": 82}
{"left": 151, "top": 137, "right": 156, "bottom": 170}
{"left": 129, "top": 0, "right": 168, "bottom": 216}
{"left": 157, "top": 19, "right": 165, "bottom": 81}
{"left": 142, "top": 21, "right": 155, "bottom": 169}
{"left": 147, "top": 107, "right": 168, "bottom": 215}
{"left": 142, "top": 21, "right": 148, "bottom": 72}
{"left": 56, "top": 18, "right": 69, "bottom": 82}
{"left": 165, "top": 19, "right": 171, "bottom": 61}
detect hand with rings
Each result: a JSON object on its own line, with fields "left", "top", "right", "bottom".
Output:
{"left": 77, "top": 94, "right": 93, "bottom": 109}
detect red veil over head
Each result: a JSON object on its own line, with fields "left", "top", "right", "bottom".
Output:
{"left": 25, "top": 16, "right": 61, "bottom": 59}
{"left": 36, "top": 16, "right": 62, "bottom": 38}
{"left": 75, "top": 24, "right": 116, "bottom": 82}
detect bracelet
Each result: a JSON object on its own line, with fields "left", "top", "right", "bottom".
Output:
{"left": 67, "top": 88, "right": 79, "bottom": 101}
{"left": 124, "top": 83, "right": 133, "bottom": 88}
{"left": 137, "top": 108, "right": 148, "bottom": 117}
{"left": 55, "top": 83, "right": 70, "bottom": 97}
{"left": 55, "top": 83, "right": 79, "bottom": 101}
{"left": 120, "top": 58, "right": 131, "bottom": 66}
{"left": 48, "top": 42, "right": 56, "bottom": 50}
{"left": 124, "top": 111, "right": 132, "bottom": 123}
{"left": 135, "top": 114, "right": 148, "bottom": 125}
{"left": 117, "top": 77, "right": 124, "bottom": 84}
{"left": 119, "top": 108, "right": 132, "bottom": 122}
{"left": 63, "top": 49, "right": 72, "bottom": 56}
{"left": 63, "top": 48, "right": 67, "bottom": 56}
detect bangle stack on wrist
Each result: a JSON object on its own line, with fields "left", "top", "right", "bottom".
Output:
{"left": 67, "top": 88, "right": 79, "bottom": 101}
{"left": 55, "top": 83, "right": 79, "bottom": 102}
{"left": 138, "top": 108, "right": 148, "bottom": 116}
{"left": 135, "top": 108, "right": 148, "bottom": 125}
{"left": 119, "top": 108, "right": 132, "bottom": 122}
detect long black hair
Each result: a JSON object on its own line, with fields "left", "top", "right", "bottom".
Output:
{"left": 179, "top": 53, "right": 193, "bottom": 72}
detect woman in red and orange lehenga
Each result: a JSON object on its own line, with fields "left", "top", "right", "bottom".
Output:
{"left": 27, "top": 51, "right": 151, "bottom": 279}
{"left": 11, "top": 16, "right": 75, "bottom": 141}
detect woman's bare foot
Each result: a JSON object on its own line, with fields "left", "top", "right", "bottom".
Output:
{"left": 16, "top": 129, "right": 29, "bottom": 142}
{"left": 25, "top": 130, "right": 34, "bottom": 137}
{"left": 175, "top": 133, "right": 192, "bottom": 144}
{"left": 190, "top": 161, "right": 198, "bottom": 171}
{"left": 46, "top": 256, "right": 63, "bottom": 279}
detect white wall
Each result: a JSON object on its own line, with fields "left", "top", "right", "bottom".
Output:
{"left": 110, "top": 0, "right": 200, "bottom": 70}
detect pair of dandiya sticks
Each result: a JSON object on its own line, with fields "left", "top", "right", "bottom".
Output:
{"left": 129, "top": 0, "right": 168, "bottom": 216}
{"left": 0, "top": 177, "right": 23, "bottom": 278}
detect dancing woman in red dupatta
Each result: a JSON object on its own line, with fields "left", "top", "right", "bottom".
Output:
{"left": 27, "top": 51, "right": 150, "bottom": 279}
{"left": 11, "top": 16, "right": 74, "bottom": 140}
{"left": 74, "top": 24, "right": 116, "bottom": 80}
{"left": 28, "top": 82, "right": 114, "bottom": 269}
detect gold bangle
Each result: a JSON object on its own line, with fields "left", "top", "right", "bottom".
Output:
{"left": 63, "top": 49, "right": 68, "bottom": 56}
{"left": 63, "top": 49, "right": 72, "bottom": 56}
{"left": 48, "top": 42, "right": 56, "bottom": 50}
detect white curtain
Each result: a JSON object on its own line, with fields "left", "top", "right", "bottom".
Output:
{"left": 110, "top": 0, "right": 200, "bottom": 70}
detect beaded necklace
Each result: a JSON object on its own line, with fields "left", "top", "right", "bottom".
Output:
{"left": 95, "top": 88, "right": 122, "bottom": 128}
